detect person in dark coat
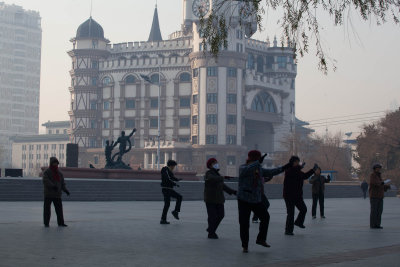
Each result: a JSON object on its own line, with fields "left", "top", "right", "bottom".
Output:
{"left": 361, "top": 180, "right": 368, "bottom": 199}
{"left": 237, "top": 150, "right": 287, "bottom": 253}
{"left": 204, "top": 158, "right": 237, "bottom": 239}
{"left": 309, "top": 167, "right": 331, "bottom": 219}
{"left": 42, "top": 157, "right": 70, "bottom": 227}
{"left": 369, "top": 164, "right": 390, "bottom": 229}
{"left": 160, "top": 160, "right": 182, "bottom": 224}
{"left": 283, "top": 156, "right": 318, "bottom": 235}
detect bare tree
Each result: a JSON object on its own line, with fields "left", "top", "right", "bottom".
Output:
{"left": 199, "top": 0, "right": 400, "bottom": 73}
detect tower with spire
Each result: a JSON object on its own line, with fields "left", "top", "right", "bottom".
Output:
{"left": 148, "top": 5, "right": 163, "bottom": 42}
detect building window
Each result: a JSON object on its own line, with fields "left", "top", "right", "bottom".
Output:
{"left": 193, "top": 95, "right": 198, "bottom": 104}
{"left": 29, "top": 145, "right": 34, "bottom": 150}
{"left": 92, "top": 77, "right": 97, "bottom": 86}
{"left": 179, "top": 117, "right": 190, "bottom": 128}
{"left": 257, "top": 56, "right": 264, "bottom": 73}
{"left": 36, "top": 145, "right": 41, "bottom": 150}
{"left": 63, "top": 129, "right": 67, "bottom": 134}
{"left": 90, "top": 120, "right": 96, "bottom": 129}
{"left": 103, "top": 120, "right": 110, "bottom": 129}
{"left": 44, "top": 154, "right": 48, "bottom": 160}
{"left": 125, "top": 119, "right": 135, "bottom": 128}
{"left": 291, "top": 79, "right": 295, "bottom": 89}
{"left": 103, "top": 101, "right": 110, "bottom": 110}
{"left": 90, "top": 101, "right": 97, "bottom": 110}
{"left": 178, "top": 137, "right": 190, "bottom": 143}
{"left": 251, "top": 92, "right": 277, "bottom": 113}
{"left": 207, "top": 93, "right": 218, "bottom": 103}
{"left": 248, "top": 54, "right": 255, "bottom": 69}
{"left": 179, "top": 73, "right": 191, "bottom": 82}
{"left": 236, "top": 30, "right": 243, "bottom": 39}
{"left": 44, "top": 144, "right": 48, "bottom": 150}
{"left": 227, "top": 94, "right": 237, "bottom": 104}
{"left": 150, "top": 118, "right": 158, "bottom": 128}
{"left": 89, "top": 139, "right": 96, "bottom": 148}
{"left": 266, "top": 56, "right": 274, "bottom": 69}
{"left": 227, "top": 115, "right": 237, "bottom": 124}
{"left": 150, "top": 74, "right": 159, "bottom": 84}
{"left": 126, "top": 99, "right": 135, "bottom": 109}
{"left": 150, "top": 98, "right": 158, "bottom": 108}
{"left": 91, "top": 61, "right": 98, "bottom": 69}
{"left": 206, "top": 114, "right": 217, "bottom": 124}
{"left": 56, "top": 130, "right": 60, "bottom": 134}
{"left": 206, "top": 135, "right": 217, "bottom": 144}
{"left": 180, "top": 97, "right": 191, "bottom": 107}
{"left": 226, "top": 135, "right": 237, "bottom": 145}
{"left": 22, "top": 145, "right": 26, "bottom": 151}
{"left": 192, "top": 136, "right": 198, "bottom": 144}
{"left": 228, "top": 67, "right": 237, "bottom": 77}
{"left": 277, "top": 56, "right": 287, "bottom": 69}
{"left": 102, "top": 76, "right": 111, "bottom": 85}
{"left": 51, "top": 144, "right": 57, "bottom": 150}
{"left": 125, "top": 75, "right": 136, "bottom": 84}
{"left": 59, "top": 144, "right": 64, "bottom": 150}
{"left": 236, "top": 43, "right": 243, "bottom": 52}
{"left": 193, "top": 69, "right": 199, "bottom": 78}
{"left": 192, "top": 115, "right": 198, "bottom": 125}
{"left": 207, "top": 67, "right": 218, "bottom": 77}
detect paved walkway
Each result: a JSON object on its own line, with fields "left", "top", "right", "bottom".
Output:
{"left": 0, "top": 198, "right": 399, "bottom": 267}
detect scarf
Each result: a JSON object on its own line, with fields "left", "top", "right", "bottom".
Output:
{"left": 50, "top": 165, "right": 61, "bottom": 182}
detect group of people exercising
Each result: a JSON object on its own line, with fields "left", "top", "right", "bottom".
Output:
{"left": 42, "top": 149, "right": 391, "bottom": 253}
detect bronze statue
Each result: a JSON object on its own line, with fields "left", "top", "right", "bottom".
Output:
{"left": 104, "top": 128, "right": 136, "bottom": 169}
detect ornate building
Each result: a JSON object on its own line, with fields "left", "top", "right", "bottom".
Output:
{"left": 68, "top": 1, "right": 297, "bottom": 176}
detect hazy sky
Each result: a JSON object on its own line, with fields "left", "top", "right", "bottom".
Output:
{"left": 5, "top": 0, "right": 400, "bottom": 136}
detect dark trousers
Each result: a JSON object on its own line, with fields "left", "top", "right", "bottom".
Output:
{"left": 252, "top": 194, "right": 270, "bottom": 221}
{"left": 285, "top": 198, "right": 307, "bottom": 233}
{"left": 43, "top": 197, "right": 64, "bottom": 226}
{"left": 238, "top": 199, "right": 270, "bottom": 249}
{"left": 363, "top": 190, "right": 367, "bottom": 199}
{"left": 312, "top": 193, "right": 325, "bottom": 217}
{"left": 370, "top": 198, "right": 383, "bottom": 227}
{"left": 161, "top": 188, "right": 182, "bottom": 220}
{"left": 206, "top": 203, "right": 225, "bottom": 234}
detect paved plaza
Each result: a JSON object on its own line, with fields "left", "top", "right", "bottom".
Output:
{"left": 0, "top": 198, "right": 399, "bottom": 267}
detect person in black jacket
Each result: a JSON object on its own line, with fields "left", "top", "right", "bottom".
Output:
{"left": 204, "top": 158, "right": 237, "bottom": 239}
{"left": 160, "top": 160, "right": 182, "bottom": 224}
{"left": 309, "top": 167, "right": 331, "bottom": 219}
{"left": 283, "top": 156, "right": 318, "bottom": 235}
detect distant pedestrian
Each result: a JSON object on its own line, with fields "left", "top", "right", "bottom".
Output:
{"left": 160, "top": 160, "right": 182, "bottom": 224}
{"left": 283, "top": 156, "right": 318, "bottom": 235}
{"left": 369, "top": 164, "right": 390, "bottom": 229}
{"left": 361, "top": 180, "right": 368, "bottom": 199}
{"left": 237, "top": 150, "right": 286, "bottom": 253}
{"left": 309, "top": 168, "right": 331, "bottom": 219}
{"left": 42, "top": 157, "right": 70, "bottom": 227}
{"left": 204, "top": 158, "right": 237, "bottom": 239}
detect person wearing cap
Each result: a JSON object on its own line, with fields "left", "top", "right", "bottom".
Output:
{"left": 309, "top": 167, "right": 331, "bottom": 219}
{"left": 204, "top": 158, "right": 237, "bottom": 239}
{"left": 283, "top": 156, "right": 318, "bottom": 235}
{"left": 160, "top": 159, "right": 182, "bottom": 224}
{"left": 369, "top": 164, "right": 390, "bottom": 229}
{"left": 42, "top": 157, "right": 70, "bottom": 227}
{"left": 237, "top": 150, "right": 287, "bottom": 253}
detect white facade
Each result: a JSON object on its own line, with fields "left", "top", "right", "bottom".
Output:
{"left": 0, "top": 3, "right": 42, "bottom": 168}
{"left": 68, "top": 1, "right": 297, "bottom": 175}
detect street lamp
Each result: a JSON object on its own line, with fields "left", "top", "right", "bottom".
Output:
{"left": 140, "top": 65, "right": 161, "bottom": 170}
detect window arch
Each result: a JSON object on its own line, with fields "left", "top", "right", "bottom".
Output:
{"left": 102, "top": 76, "right": 112, "bottom": 86}
{"left": 251, "top": 92, "right": 277, "bottom": 113}
{"left": 179, "top": 72, "right": 191, "bottom": 82}
{"left": 150, "top": 73, "right": 159, "bottom": 83}
{"left": 256, "top": 56, "right": 264, "bottom": 73}
{"left": 125, "top": 75, "right": 136, "bottom": 84}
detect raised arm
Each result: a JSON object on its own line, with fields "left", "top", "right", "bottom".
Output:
{"left": 261, "top": 166, "right": 284, "bottom": 180}
{"left": 309, "top": 175, "right": 317, "bottom": 184}
{"left": 302, "top": 169, "right": 315, "bottom": 180}
{"left": 128, "top": 128, "right": 137, "bottom": 138}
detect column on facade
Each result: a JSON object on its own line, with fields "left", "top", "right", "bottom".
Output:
{"left": 217, "top": 67, "right": 227, "bottom": 145}
{"left": 152, "top": 152, "right": 156, "bottom": 169}
{"left": 172, "top": 152, "right": 177, "bottom": 161}
{"left": 144, "top": 152, "right": 148, "bottom": 169}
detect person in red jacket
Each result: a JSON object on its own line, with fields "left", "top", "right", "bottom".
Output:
{"left": 283, "top": 156, "right": 318, "bottom": 235}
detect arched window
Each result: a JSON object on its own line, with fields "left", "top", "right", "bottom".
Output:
{"left": 248, "top": 54, "right": 255, "bottom": 69}
{"left": 125, "top": 75, "right": 136, "bottom": 84}
{"left": 179, "top": 72, "right": 191, "bottom": 82}
{"left": 102, "top": 76, "right": 111, "bottom": 86}
{"left": 257, "top": 56, "right": 264, "bottom": 73}
{"left": 150, "top": 74, "right": 159, "bottom": 83}
{"left": 251, "top": 92, "right": 277, "bottom": 113}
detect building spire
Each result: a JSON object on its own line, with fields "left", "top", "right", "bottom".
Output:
{"left": 148, "top": 5, "right": 163, "bottom": 42}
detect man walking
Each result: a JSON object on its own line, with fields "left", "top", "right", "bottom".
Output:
{"left": 361, "top": 180, "right": 368, "bottom": 199}
{"left": 160, "top": 160, "right": 182, "bottom": 224}
{"left": 309, "top": 168, "right": 331, "bottom": 219}
{"left": 283, "top": 156, "right": 318, "bottom": 235}
{"left": 42, "top": 157, "right": 70, "bottom": 227}
{"left": 369, "top": 164, "right": 390, "bottom": 229}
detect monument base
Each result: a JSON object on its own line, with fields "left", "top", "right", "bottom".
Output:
{"left": 41, "top": 167, "right": 200, "bottom": 181}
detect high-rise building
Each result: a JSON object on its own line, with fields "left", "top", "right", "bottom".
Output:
{"left": 69, "top": 1, "right": 297, "bottom": 175}
{"left": 0, "top": 2, "right": 42, "bottom": 167}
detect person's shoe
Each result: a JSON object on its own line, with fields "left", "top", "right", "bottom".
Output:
{"left": 252, "top": 218, "right": 259, "bottom": 223}
{"left": 321, "top": 215, "right": 326, "bottom": 219}
{"left": 58, "top": 224, "right": 68, "bottom": 227}
{"left": 312, "top": 216, "right": 316, "bottom": 219}
{"left": 208, "top": 233, "right": 219, "bottom": 239}
{"left": 374, "top": 226, "right": 383, "bottom": 229}
{"left": 171, "top": 211, "right": 180, "bottom": 220}
{"left": 160, "top": 220, "right": 170, "bottom": 224}
{"left": 44, "top": 224, "right": 49, "bottom": 228}
{"left": 242, "top": 247, "right": 249, "bottom": 253}
{"left": 256, "top": 240, "right": 271, "bottom": 248}
{"left": 285, "top": 232, "right": 294, "bottom": 236}
{"left": 294, "top": 222, "right": 305, "bottom": 228}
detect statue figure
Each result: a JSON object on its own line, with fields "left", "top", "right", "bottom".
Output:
{"left": 103, "top": 128, "right": 136, "bottom": 170}
{"left": 112, "top": 128, "right": 136, "bottom": 163}
{"left": 105, "top": 140, "right": 115, "bottom": 168}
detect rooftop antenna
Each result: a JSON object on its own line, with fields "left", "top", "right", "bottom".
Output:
{"left": 90, "top": 0, "right": 93, "bottom": 17}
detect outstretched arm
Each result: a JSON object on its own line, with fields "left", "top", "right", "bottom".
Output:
{"left": 261, "top": 166, "right": 284, "bottom": 180}
{"left": 128, "top": 128, "right": 137, "bottom": 138}
{"left": 112, "top": 139, "right": 119, "bottom": 148}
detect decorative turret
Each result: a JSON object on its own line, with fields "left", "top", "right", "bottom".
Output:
{"left": 148, "top": 6, "right": 163, "bottom": 42}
